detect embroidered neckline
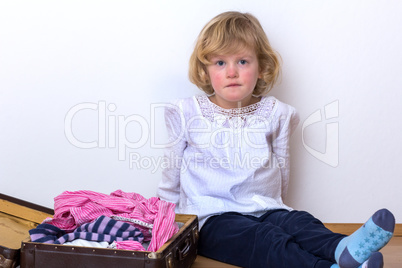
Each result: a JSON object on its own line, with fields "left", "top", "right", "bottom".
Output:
{"left": 195, "top": 95, "right": 276, "bottom": 129}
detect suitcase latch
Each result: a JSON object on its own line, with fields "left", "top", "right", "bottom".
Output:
{"left": 175, "top": 234, "right": 191, "bottom": 261}
{"left": 166, "top": 252, "right": 173, "bottom": 268}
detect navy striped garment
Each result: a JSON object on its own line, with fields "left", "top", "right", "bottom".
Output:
{"left": 29, "top": 215, "right": 144, "bottom": 245}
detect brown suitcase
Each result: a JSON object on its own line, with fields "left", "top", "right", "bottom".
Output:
{"left": 0, "top": 193, "right": 54, "bottom": 268}
{"left": 1, "top": 193, "right": 199, "bottom": 268}
{"left": 19, "top": 199, "right": 198, "bottom": 267}
{"left": 21, "top": 213, "right": 198, "bottom": 268}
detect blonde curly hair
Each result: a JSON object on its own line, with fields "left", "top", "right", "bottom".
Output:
{"left": 189, "top": 11, "right": 281, "bottom": 96}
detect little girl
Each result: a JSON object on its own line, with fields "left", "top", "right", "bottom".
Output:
{"left": 157, "top": 11, "right": 395, "bottom": 268}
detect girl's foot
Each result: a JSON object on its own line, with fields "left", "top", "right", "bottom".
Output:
{"left": 334, "top": 209, "right": 394, "bottom": 268}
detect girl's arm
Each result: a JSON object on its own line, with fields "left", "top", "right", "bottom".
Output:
{"left": 271, "top": 104, "right": 299, "bottom": 199}
{"left": 157, "top": 101, "right": 187, "bottom": 206}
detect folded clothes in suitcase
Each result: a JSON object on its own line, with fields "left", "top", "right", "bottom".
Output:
{"left": 0, "top": 193, "right": 54, "bottom": 268}
{"left": 21, "top": 213, "right": 198, "bottom": 268}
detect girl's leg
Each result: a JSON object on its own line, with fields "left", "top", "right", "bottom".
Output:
{"left": 261, "top": 209, "right": 394, "bottom": 268}
{"left": 198, "top": 212, "right": 334, "bottom": 268}
{"left": 259, "top": 209, "right": 345, "bottom": 262}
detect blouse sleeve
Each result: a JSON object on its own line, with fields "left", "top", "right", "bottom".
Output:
{"left": 156, "top": 101, "right": 187, "bottom": 206}
{"left": 271, "top": 104, "right": 299, "bottom": 199}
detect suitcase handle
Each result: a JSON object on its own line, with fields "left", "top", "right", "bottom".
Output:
{"left": 176, "top": 236, "right": 191, "bottom": 261}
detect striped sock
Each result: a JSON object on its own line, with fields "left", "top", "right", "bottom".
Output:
{"left": 335, "top": 209, "right": 394, "bottom": 268}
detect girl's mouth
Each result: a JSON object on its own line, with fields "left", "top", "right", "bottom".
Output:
{"left": 226, "top": 83, "right": 241, "bottom": 87}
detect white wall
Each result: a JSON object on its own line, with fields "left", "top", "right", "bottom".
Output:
{"left": 1, "top": 0, "right": 401, "bottom": 223}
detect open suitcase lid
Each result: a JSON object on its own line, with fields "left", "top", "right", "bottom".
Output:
{"left": 0, "top": 193, "right": 54, "bottom": 268}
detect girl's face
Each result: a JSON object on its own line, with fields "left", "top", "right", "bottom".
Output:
{"left": 206, "top": 48, "right": 261, "bottom": 109}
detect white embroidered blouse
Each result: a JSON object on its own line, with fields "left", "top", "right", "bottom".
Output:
{"left": 157, "top": 95, "right": 300, "bottom": 228}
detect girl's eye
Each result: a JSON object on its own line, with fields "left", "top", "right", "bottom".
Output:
{"left": 216, "top": 61, "right": 225, "bottom": 66}
{"left": 239, "top": 60, "right": 247, "bottom": 65}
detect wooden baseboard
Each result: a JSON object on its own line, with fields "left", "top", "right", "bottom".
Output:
{"left": 324, "top": 223, "right": 402, "bottom": 237}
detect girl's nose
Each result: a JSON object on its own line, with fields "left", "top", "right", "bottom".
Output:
{"left": 226, "top": 64, "right": 238, "bottom": 78}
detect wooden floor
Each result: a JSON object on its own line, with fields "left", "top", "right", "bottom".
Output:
{"left": 381, "top": 237, "right": 402, "bottom": 268}
{"left": 192, "top": 237, "right": 402, "bottom": 268}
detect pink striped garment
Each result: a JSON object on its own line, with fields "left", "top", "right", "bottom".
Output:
{"left": 112, "top": 240, "right": 146, "bottom": 251}
{"left": 43, "top": 190, "right": 178, "bottom": 252}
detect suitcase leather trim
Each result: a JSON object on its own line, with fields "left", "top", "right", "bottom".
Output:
{"left": 0, "top": 247, "right": 19, "bottom": 268}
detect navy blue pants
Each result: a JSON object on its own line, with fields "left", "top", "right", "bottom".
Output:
{"left": 198, "top": 209, "right": 346, "bottom": 268}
